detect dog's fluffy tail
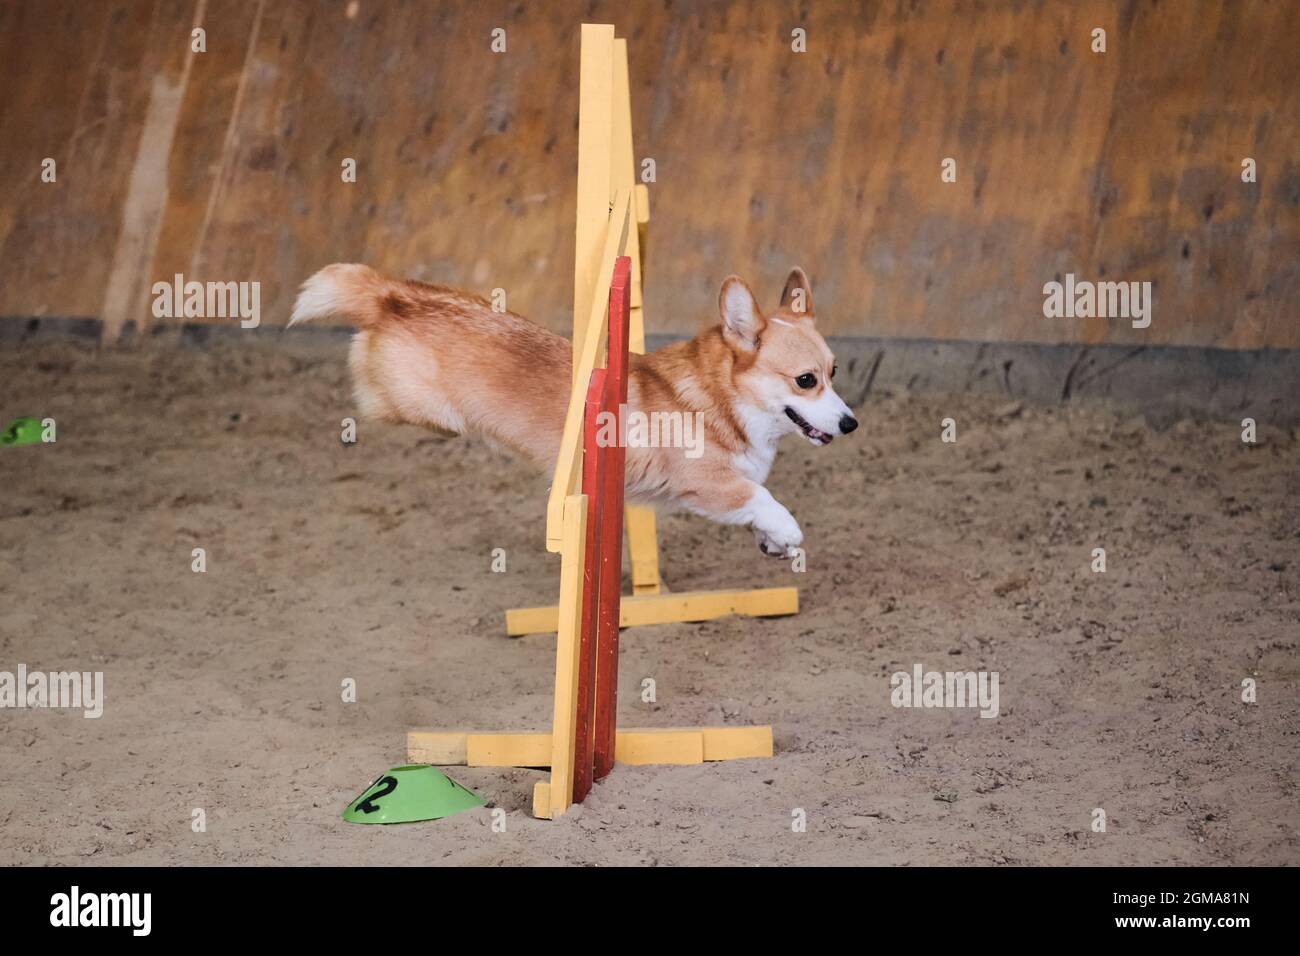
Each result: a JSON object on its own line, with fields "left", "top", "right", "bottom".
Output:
{"left": 289, "top": 263, "right": 391, "bottom": 328}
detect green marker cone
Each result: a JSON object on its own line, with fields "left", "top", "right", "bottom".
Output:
{"left": 342, "top": 764, "right": 485, "bottom": 825}
{"left": 1, "top": 417, "right": 44, "bottom": 447}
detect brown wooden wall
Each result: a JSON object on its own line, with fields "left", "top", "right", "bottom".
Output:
{"left": 1, "top": 0, "right": 1296, "bottom": 347}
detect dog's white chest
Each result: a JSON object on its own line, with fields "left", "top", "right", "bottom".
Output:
{"left": 732, "top": 405, "right": 782, "bottom": 484}
{"left": 734, "top": 444, "right": 777, "bottom": 484}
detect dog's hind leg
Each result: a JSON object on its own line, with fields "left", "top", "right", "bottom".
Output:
{"left": 347, "top": 328, "right": 466, "bottom": 436}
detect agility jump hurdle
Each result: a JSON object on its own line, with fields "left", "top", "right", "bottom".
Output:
{"left": 407, "top": 25, "right": 782, "bottom": 819}
{"left": 411, "top": 253, "right": 771, "bottom": 818}
{"left": 502, "top": 22, "right": 799, "bottom": 637}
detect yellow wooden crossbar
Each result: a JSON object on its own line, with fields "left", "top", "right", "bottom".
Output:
{"left": 545, "top": 189, "right": 631, "bottom": 552}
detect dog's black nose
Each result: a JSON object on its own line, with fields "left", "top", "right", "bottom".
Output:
{"left": 839, "top": 415, "right": 859, "bottom": 434}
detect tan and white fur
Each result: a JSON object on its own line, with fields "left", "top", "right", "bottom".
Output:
{"left": 290, "top": 264, "right": 858, "bottom": 557}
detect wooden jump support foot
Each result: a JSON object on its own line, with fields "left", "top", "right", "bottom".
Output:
{"left": 505, "top": 587, "right": 799, "bottom": 636}
{"left": 409, "top": 728, "right": 774, "bottom": 769}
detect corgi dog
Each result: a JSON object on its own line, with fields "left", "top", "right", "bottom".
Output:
{"left": 290, "top": 264, "right": 858, "bottom": 557}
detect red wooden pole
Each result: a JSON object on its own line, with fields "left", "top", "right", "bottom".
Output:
{"left": 594, "top": 257, "right": 632, "bottom": 780}
{"left": 573, "top": 367, "right": 607, "bottom": 803}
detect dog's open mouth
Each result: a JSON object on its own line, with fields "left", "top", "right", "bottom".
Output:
{"left": 785, "top": 407, "right": 834, "bottom": 445}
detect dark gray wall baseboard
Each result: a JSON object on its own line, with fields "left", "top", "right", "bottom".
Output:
{"left": 828, "top": 337, "right": 1298, "bottom": 426}
{"left": 646, "top": 333, "right": 1299, "bottom": 426}
{"left": 4, "top": 317, "right": 1296, "bottom": 425}
{"left": 0, "top": 316, "right": 356, "bottom": 347}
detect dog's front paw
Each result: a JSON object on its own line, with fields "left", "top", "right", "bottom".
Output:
{"left": 753, "top": 519, "right": 803, "bottom": 559}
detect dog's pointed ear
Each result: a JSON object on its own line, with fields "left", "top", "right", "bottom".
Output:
{"left": 719, "top": 276, "right": 765, "bottom": 351}
{"left": 779, "top": 267, "right": 814, "bottom": 317}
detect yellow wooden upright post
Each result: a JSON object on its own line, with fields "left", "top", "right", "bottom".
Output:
{"left": 572, "top": 24, "right": 615, "bottom": 377}
{"left": 611, "top": 40, "right": 644, "bottom": 337}
{"left": 532, "top": 493, "right": 589, "bottom": 820}
{"left": 611, "top": 36, "right": 663, "bottom": 596}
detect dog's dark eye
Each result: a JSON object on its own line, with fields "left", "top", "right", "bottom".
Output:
{"left": 831, "top": 364, "right": 838, "bottom": 380}
{"left": 795, "top": 372, "right": 817, "bottom": 389}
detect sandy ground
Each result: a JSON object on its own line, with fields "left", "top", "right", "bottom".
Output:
{"left": 0, "top": 334, "right": 1296, "bottom": 866}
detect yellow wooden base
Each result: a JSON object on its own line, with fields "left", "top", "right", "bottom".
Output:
{"left": 408, "top": 726, "right": 773, "bottom": 768}
{"left": 505, "top": 586, "right": 798, "bottom": 636}
{"left": 522, "top": 723, "right": 774, "bottom": 816}
{"left": 411, "top": 726, "right": 774, "bottom": 822}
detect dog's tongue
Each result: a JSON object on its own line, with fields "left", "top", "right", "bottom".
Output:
{"left": 808, "top": 426, "right": 833, "bottom": 444}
